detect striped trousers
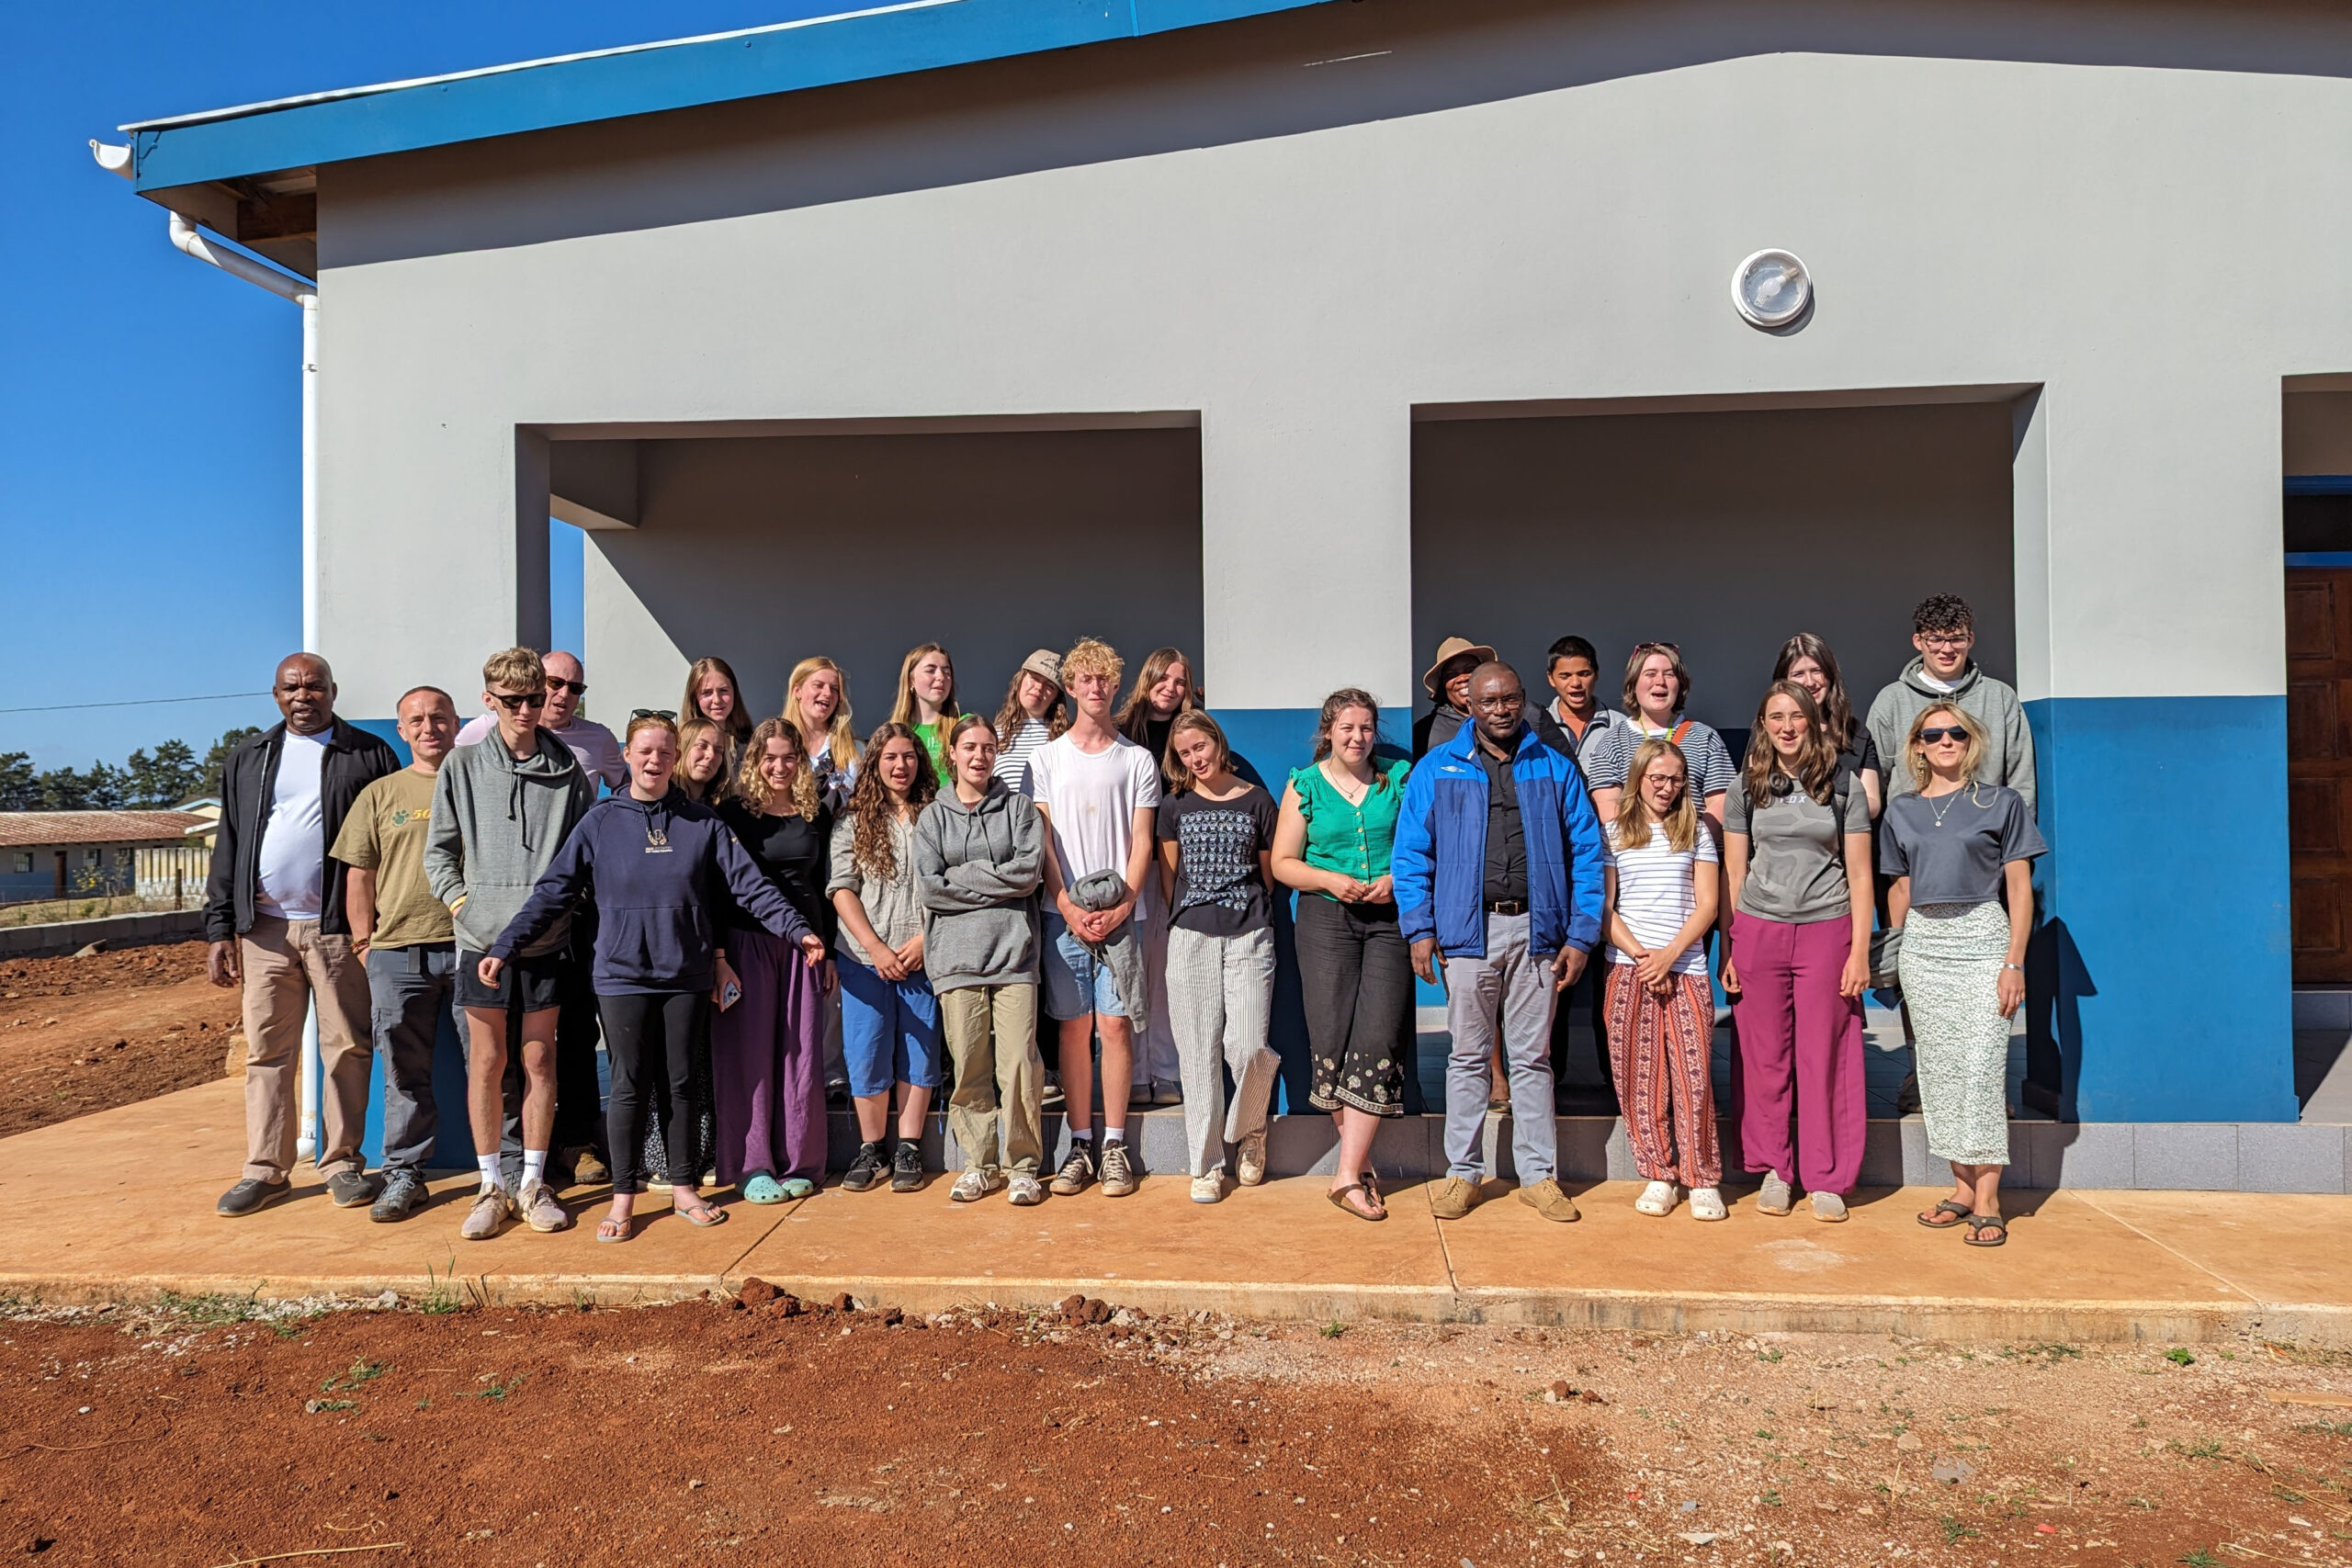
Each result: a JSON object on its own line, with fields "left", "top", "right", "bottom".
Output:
{"left": 1164, "top": 924, "right": 1281, "bottom": 1179}
{"left": 1604, "top": 964, "right": 1722, "bottom": 1188}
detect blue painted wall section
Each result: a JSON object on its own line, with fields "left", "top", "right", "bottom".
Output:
{"left": 2028, "top": 694, "right": 2296, "bottom": 1123}
{"left": 130, "top": 0, "right": 1341, "bottom": 191}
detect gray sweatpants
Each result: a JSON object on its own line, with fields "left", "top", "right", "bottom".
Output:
{"left": 1164, "top": 924, "right": 1281, "bottom": 1179}
{"left": 1442, "top": 911, "right": 1561, "bottom": 1184}
{"left": 364, "top": 942, "right": 458, "bottom": 1174}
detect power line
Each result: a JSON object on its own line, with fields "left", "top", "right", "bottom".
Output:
{"left": 0, "top": 692, "right": 269, "bottom": 716}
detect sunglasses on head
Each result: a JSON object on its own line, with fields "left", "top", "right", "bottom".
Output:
{"left": 1633, "top": 640, "right": 1681, "bottom": 656}
{"left": 1917, "top": 726, "right": 1967, "bottom": 745}
{"left": 548, "top": 679, "right": 587, "bottom": 696}
{"left": 631, "top": 708, "right": 677, "bottom": 722}
{"left": 489, "top": 690, "right": 548, "bottom": 711}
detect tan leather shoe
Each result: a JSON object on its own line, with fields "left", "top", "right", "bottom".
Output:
{"left": 1428, "top": 1176, "right": 1482, "bottom": 1220}
{"left": 1517, "top": 1178, "right": 1582, "bottom": 1224}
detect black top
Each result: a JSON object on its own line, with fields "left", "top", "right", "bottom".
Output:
{"left": 203, "top": 717, "right": 401, "bottom": 942}
{"left": 1837, "top": 728, "right": 1883, "bottom": 789}
{"left": 1412, "top": 705, "right": 1466, "bottom": 761}
{"left": 1155, "top": 784, "right": 1279, "bottom": 938}
{"left": 718, "top": 800, "right": 835, "bottom": 943}
{"left": 1474, "top": 735, "right": 1529, "bottom": 905}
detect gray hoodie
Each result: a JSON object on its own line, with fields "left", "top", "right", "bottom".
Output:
{"left": 1864, "top": 657, "right": 2038, "bottom": 817}
{"left": 424, "top": 728, "right": 596, "bottom": 954}
{"left": 912, "top": 780, "right": 1046, "bottom": 991}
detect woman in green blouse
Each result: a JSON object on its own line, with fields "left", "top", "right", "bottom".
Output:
{"left": 1271, "top": 688, "right": 1414, "bottom": 1221}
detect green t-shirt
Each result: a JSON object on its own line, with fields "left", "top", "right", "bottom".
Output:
{"left": 1289, "top": 757, "right": 1412, "bottom": 896}
{"left": 329, "top": 768, "right": 454, "bottom": 949}
{"left": 912, "top": 717, "right": 959, "bottom": 791}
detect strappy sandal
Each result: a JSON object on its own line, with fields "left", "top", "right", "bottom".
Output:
{"left": 675, "top": 1201, "right": 729, "bottom": 1227}
{"left": 1327, "top": 1183, "right": 1386, "bottom": 1222}
{"left": 1963, "top": 1213, "right": 2007, "bottom": 1247}
{"left": 596, "top": 1213, "right": 633, "bottom": 1244}
{"left": 1917, "top": 1199, "right": 1973, "bottom": 1230}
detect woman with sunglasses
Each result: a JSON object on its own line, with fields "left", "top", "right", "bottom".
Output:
{"left": 1721, "top": 680, "right": 1873, "bottom": 1223}
{"left": 683, "top": 657, "right": 755, "bottom": 777}
{"left": 1583, "top": 643, "right": 1736, "bottom": 829}
{"left": 1773, "top": 633, "right": 1882, "bottom": 819}
{"left": 1882, "top": 705, "right": 2043, "bottom": 1248}
{"left": 480, "top": 713, "right": 824, "bottom": 1241}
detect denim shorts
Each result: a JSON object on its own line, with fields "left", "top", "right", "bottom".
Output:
{"left": 836, "top": 955, "right": 943, "bottom": 1096}
{"left": 1039, "top": 913, "right": 1129, "bottom": 1023}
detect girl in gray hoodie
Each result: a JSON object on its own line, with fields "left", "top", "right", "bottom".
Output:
{"left": 915, "top": 716, "right": 1049, "bottom": 1205}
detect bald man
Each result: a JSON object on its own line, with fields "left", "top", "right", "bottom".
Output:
{"left": 205, "top": 653, "right": 401, "bottom": 1218}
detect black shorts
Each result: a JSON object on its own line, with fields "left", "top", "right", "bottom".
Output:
{"left": 456, "top": 948, "right": 571, "bottom": 1013}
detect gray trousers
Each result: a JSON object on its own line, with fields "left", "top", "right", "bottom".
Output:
{"left": 364, "top": 942, "right": 458, "bottom": 1174}
{"left": 1442, "top": 911, "right": 1561, "bottom": 1184}
{"left": 1165, "top": 924, "right": 1281, "bottom": 1179}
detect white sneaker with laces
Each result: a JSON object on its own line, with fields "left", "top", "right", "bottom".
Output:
{"left": 1634, "top": 1179, "right": 1679, "bottom": 1217}
{"left": 950, "top": 1168, "right": 1004, "bottom": 1204}
{"left": 1689, "top": 1186, "right": 1727, "bottom": 1222}
{"left": 1190, "top": 1173, "right": 1225, "bottom": 1204}
{"left": 1007, "top": 1171, "right": 1045, "bottom": 1206}
{"left": 1235, "top": 1130, "right": 1267, "bottom": 1187}
{"left": 460, "top": 1185, "right": 514, "bottom": 1241}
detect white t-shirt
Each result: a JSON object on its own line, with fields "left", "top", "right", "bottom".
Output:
{"left": 1601, "top": 818, "right": 1719, "bottom": 976}
{"left": 1029, "top": 731, "right": 1161, "bottom": 885}
{"left": 255, "top": 729, "right": 328, "bottom": 920}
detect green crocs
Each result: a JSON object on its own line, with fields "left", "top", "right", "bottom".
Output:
{"left": 778, "top": 1176, "right": 818, "bottom": 1200}
{"left": 741, "top": 1172, "right": 786, "bottom": 1205}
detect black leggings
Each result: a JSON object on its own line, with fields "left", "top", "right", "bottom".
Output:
{"left": 599, "top": 990, "right": 710, "bottom": 1195}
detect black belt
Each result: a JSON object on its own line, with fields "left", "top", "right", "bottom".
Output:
{"left": 1484, "top": 898, "right": 1528, "bottom": 915}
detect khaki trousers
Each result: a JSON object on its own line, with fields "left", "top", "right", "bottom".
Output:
{"left": 240, "top": 915, "right": 374, "bottom": 1182}
{"left": 940, "top": 983, "right": 1044, "bottom": 1177}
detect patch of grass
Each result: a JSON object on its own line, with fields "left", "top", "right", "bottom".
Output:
{"left": 1759, "top": 1491, "right": 1783, "bottom": 1507}
{"left": 1755, "top": 1429, "right": 1777, "bottom": 1440}
{"left": 2165, "top": 1348, "right": 2197, "bottom": 1366}
{"left": 1939, "top": 1517, "right": 1980, "bottom": 1545}
{"left": 1756, "top": 1348, "right": 1783, "bottom": 1364}
{"left": 417, "top": 1260, "right": 463, "bottom": 1315}
{"left": 474, "top": 1373, "right": 526, "bottom": 1404}
{"left": 153, "top": 1288, "right": 266, "bottom": 1326}
{"left": 2177, "top": 1437, "right": 2224, "bottom": 1460}
{"left": 306, "top": 1398, "right": 355, "bottom": 1414}
{"left": 1319, "top": 1321, "right": 1347, "bottom": 1340}
{"left": 2178, "top": 1551, "right": 2221, "bottom": 1567}
{"left": 2130, "top": 1496, "right": 2158, "bottom": 1511}
{"left": 321, "top": 1359, "right": 387, "bottom": 1394}
{"left": 2297, "top": 1420, "right": 2352, "bottom": 1438}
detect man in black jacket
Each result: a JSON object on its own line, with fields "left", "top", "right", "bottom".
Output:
{"left": 206, "top": 653, "right": 400, "bottom": 1217}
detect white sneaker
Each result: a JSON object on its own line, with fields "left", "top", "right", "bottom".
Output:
{"left": 1811, "top": 1190, "right": 1849, "bottom": 1224}
{"left": 1235, "top": 1130, "right": 1268, "bottom": 1187}
{"left": 1007, "top": 1171, "right": 1045, "bottom": 1206}
{"left": 950, "top": 1168, "right": 1005, "bottom": 1204}
{"left": 517, "top": 1178, "right": 571, "bottom": 1234}
{"left": 1190, "top": 1173, "right": 1225, "bottom": 1205}
{"left": 1689, "top": 1186, "right": 1727, "bottom": 1222}
{"left": 459, "top": 1185, "right": 514, "bottom": 1241}
{"left": 1757, "top": 1171, "right": 1794, "bottom": 1216}
{"left": 1634, "top": 1179, "right": 1679, "bottom": 1217}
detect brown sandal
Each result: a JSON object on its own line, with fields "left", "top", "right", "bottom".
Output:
{"left": 1327, "top": 1184, "right": 1386, "bottom": 1222}
{"left": 1963, "top": 1213, "right": 2007, "bottom": 1247}
{"left": 1917, "top": 1199, "right": 1972, "bottom": 1230}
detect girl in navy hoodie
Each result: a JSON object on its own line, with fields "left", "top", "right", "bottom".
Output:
{"left": 483, "top": 714, "right": 822, "bottom": 1242}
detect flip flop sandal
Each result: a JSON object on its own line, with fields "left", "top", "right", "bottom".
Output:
{"left": 596, "top": 1215, "right": 633, "bottom": 1244}
{"left": 1917, "top": 1199, "right": 1973, "bottom": 1230}
{"left": 1963, "top": 1213, "right": 2007, "bottom": 1247}
{"left": 1327, "top": 1183, "right": 1386, "bottom": 1222}
{"left": 676, "top": 1203, "right": 729, "bottom": 1227}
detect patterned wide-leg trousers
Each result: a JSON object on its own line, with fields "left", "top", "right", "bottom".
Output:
{"left": 1604, "top": 964, "right": 1722, "bottom": 1188}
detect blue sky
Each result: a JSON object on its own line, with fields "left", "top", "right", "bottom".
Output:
{"left": 0, "top": 2, "right": 847, "bottom": 773}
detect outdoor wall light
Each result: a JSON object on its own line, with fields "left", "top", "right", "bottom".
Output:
{"left": 1732, "top": 249, "right": 1811, "bottom": 328}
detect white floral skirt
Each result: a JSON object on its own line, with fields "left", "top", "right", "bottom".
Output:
{"left": 1897, "top": 900, "right": 2012, "bottom": 1168}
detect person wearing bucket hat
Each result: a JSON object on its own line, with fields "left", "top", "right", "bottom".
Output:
{"left": 991, "top": 649, "right": 1069, "bottom": 796}
{"left": 1412, "top": 636, "right": 1497, "bottom": 760}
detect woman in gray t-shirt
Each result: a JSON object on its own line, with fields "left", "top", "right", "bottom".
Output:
{"left": 1721, "top": 682, "right": 1875, "bottom": 1222}
{"left": 1881, "top": 704, "right": 2046, "bottom": 1249}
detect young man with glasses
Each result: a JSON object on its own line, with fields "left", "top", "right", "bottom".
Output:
{"left": 425, "top": 647, "right": 597, "bottom": 1239}
{"left": 1395, "top": 662, "right": 1608, "bottom": 1225}
{"left": 455, "top": 650, "right": 626, "bottom": 792}
{"left": 1863, "top": 595, "right": 2036, "bottom": 814}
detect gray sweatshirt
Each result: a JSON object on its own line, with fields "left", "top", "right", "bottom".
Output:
{"left": 912, "top": 781, "right": 1046, "bottom": 991}
{"left": 424, "top": 728, "right": 595, "bottom": 954}
{"left": 1864, "top": 657, "right": 2038, "bottom": 817}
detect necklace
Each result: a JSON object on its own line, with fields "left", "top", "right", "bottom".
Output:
{"left": 1321, "top": 758, "right": 1371, "bottom": 807}
{"left": 1925, "top": 784, "right": 1971, "bottom": 829}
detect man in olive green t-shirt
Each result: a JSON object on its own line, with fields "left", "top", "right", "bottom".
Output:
{"left": 329, "top": 686, "right": 460, "bottom": 1222}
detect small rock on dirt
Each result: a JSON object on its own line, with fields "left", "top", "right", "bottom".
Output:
{"left": 1931, "top": 1458, "right": 1975, "bottom": 1484}
{"left": 1895, "top": 1433, "right": 1922, "bottom": 1451}
{"left": 739, "top": 1278, "right": 779, "bottom": 1308}
{"left": 831, "top": 1292, "right": 856, "bottom": 1314}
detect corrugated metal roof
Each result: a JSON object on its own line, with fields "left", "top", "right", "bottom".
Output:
{"left": 123, "top": 0, "right": 1339, "bottom": 193}
{"left": 0, "top": 812, "right": 213, "bottom": 849}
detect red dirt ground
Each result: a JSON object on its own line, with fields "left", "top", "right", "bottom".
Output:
{"left": 0, "top": 942, "right": 236, "bottom": 1139}
{"left": 4, "top": 1292, "right": 2350, "bottom": 1567}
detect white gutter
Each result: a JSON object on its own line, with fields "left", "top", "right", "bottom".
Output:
{"left": 100, "top": 141, "right": 329, "bottom": 1163}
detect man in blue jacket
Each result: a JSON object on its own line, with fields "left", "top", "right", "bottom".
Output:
{"left": 1396, "top": 662, "right": 1606, "bottom": 1224}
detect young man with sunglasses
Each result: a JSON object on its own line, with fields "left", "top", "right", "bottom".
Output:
{"left": 1864, "top": 595, "right": 2036, "bottom": 815}
{"left": 454, "top": 650, "right": 626, "bottom": 792}
{"left": 426, "top": 647, "right": 597, "bottom": 1239}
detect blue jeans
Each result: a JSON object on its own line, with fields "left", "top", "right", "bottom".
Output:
{"left": 836, "top": 957, "right": 943, "bottom": 1096}
{"left": 1040, "top": 913, "right": 1129, "bottom": 1022}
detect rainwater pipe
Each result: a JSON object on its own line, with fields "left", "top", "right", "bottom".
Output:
{"left": 96, "top": 141, "right": 328, "bottom": 1162}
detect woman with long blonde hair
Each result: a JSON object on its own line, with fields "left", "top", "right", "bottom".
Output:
{"left": 1114, "top": 646, "right": 1201, "bottom": 1107}
{"left": 1600, "top": 739, "right": 1724, "bottom": 1221}
{"left": 784, "top": 657, "right": 858, "bottom": 809}
{"left": 1721, "top": 681, "right": 1874, "bottom": 1223}
{"left": 888, "top": 643, "right": 961, "bottom": 790}
{"left": 675, "top": 716, "right": 731, "bottom": 807}
{"left": 712, "top": 717, "right": 837, "bottom": 1202}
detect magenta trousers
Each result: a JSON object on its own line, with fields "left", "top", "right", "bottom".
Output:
{"left": 1729, "top": 910, "right": 1866, "bottom": 1196}
{"left": 710, "top": 924, "right": 829, "bottom": 1185}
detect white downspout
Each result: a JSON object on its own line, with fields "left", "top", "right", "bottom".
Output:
{"left": 100, "top": 144, "right": 330, "bottom": 1161}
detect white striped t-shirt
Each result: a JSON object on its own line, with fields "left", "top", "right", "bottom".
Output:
{"left": 1601, "top": 818, "right": 1719, "bottom": 976}
{"left": 993, "top": 716, "right": 1053, "bottom": 795}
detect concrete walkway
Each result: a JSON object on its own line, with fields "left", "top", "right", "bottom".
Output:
{"left": 9, "top": 1077, "right": 2352, "bottom": 1344}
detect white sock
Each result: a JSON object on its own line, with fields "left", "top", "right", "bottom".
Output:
{"left": 522, "top": 1149, "right": 548, "bottom": 1190}
{"left": 1103, "top": 1128, "right": 1125, "bottom": 1145}
{"left": 477, "top": 1155, "right": 505, "bottom": 1192}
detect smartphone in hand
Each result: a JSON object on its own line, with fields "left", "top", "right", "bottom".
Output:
{"left": 718, "top": 979, "right": 743, "bottom": 1011}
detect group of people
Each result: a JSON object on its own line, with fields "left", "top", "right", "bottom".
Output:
{"left": 201, "top": 592, "right": 2041, "bottom": 1248}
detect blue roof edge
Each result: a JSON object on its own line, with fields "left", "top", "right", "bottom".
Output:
{"left": 130, "top": 0, "right": 1341, "bottom": 192}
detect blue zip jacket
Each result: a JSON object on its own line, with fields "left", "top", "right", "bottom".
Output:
{"left": 1393, "top": 720, "right": 1607, "bottom": 959}
{"left": 489, "top": 789, "right": 810, "bottom": 995}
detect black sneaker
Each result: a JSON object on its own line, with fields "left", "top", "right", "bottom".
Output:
{"left": 370, "top": 1169, "right": 428, "bottom": 1224}
{"left": 1050, "top": 1141, "right": 1096, "bottom": 1196}
{"left": 325, "top": 1169, "right": 377, "bottom": 1209}
{"left": 217, "top": 1178, "right": 289, "bottom": 1218}
{"left": 842, "top": 1141, "right": 888, "bottom": 1192}
{"left": 890, "top": 1140, "right": 924, "bottom": 1192}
